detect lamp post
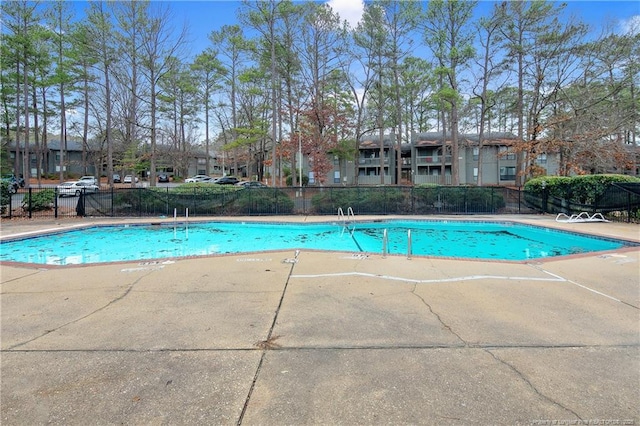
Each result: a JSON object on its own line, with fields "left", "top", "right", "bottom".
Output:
{"left": 297, "top": 130, "right": 302, "bottom": 188}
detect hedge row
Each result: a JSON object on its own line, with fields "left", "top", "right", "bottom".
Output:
{"left": 524, "top": 174, "right": 640, "bottom": 204}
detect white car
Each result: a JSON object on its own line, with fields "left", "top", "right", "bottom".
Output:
{"left": 185, "top": 175, "right": 211, "bottom": 183}
{"left": 78, "top": 176, "right": 98, "bottom": 185}
{"left": 123, "top": 175, "right": 139, "bottom": 184}
{"left": 57, "top": 181, "right": 100, "bottom": 197}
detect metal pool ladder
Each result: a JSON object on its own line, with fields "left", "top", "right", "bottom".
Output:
{"left": 338, "top": 207, "right": 356, "bottom": 236}
{"left": 382, "top": 228, "right": 413, "bottom": 259}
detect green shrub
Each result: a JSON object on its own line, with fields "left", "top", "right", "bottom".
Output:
{"left": 310, "top": 187, "right": 407, "bottom": 214}
{"left": 22, "top": 189, "right": 56, "bottom": 212}
{"left": 311, "top": 188, "right": 359, "bottom": 214}
{"left": 525, "top": 174, "right": 639, "bottom": 204}
{"left": 230, "top": 188, "right": 294, "bottom": 214}
{"left": 413, "top": 186, "right": 505, "bottom": 212}
{"left": 0, "top": 181, "right": 11, "bottom": 207}
{"left": 111, "top": 186, "right": 246, "bottom": 215}
{"left": 285, "top": 175, "right": 309, "bottom": 187}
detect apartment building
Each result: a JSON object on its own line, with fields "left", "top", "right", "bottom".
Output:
{"left": 341, "top": 132, "right": 558, "bottom": 186}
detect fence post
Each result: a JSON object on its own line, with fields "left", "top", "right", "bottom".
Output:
{"left": 464, "top": 187, "right": 468, "bottom": 214}
{"left": 517, "top": 187, "right": 521, "bottom": 214}
{"left": 28, "top": 188, "right": 33, "bottom": 219}
{"left": 491, "top": 188, "right": 495, "bottom": 213}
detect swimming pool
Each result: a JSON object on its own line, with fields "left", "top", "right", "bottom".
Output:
{"left": 0, "top": 220, "right": 633, "bottom": 265}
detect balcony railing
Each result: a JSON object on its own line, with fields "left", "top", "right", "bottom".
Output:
{"left": 415, "top": 155, "right": 452, "bottom": 164}
{"left": 358, "top": 158, "right": 389, "bottom": 166}
{"left": 414, "top": 175, "right": 452, "bottom": 185}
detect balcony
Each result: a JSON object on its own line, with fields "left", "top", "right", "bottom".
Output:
{"left": 415, "top": 155, "right": 452, "bottom": 164}
{"left": 358, "top": 158, "right": 389, "bottom": 166}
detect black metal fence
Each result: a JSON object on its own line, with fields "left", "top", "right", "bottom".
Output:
{"left": 2, "top": 184, "right": 638, "bottom": 222}
{"left": 524, "top": 182, "right": 640, "bottom": 223}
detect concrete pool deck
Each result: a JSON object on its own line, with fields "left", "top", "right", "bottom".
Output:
{"left": 1, "top": 215, "right": 639, "bottom": 425}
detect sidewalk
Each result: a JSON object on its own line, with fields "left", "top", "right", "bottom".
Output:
{"left": 1, "top": 216, "right": 639, "bottom": 424}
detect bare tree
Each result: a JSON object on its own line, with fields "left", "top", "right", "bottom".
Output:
{"left": 140, "top": 4, "right": 186, "bottom": 185}
{"left": 471, "top": 3, "right": 506, "bottom": 185}
{"left": 424, "top": 0, "right": 477, "bottom": 186}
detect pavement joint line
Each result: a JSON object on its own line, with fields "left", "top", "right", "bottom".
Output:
{"left": 563, "top": 278, "right": 623, "bottom": 303}
{"left": 532, "top": 265, "right": 639, "bottom": 308}
{"left": 4, "top": 343, "right": 637, "bottom": 354}
{"left": 292, "top": 267, "right": 639, "bottom": 307}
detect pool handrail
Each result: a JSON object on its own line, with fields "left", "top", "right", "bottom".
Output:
{"left": 338, "top": 207, "right": 356, "bottom": 236}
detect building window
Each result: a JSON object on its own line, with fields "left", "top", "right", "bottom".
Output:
{"left": 536, "top": 154, "right": 547, "bottom": 164}
{"left": 197, "top": 158, "right": 206, "bottom": 165}
{"left": 473, "top": 147, "right": 479, "bottom": 161}
{"left": 473, "top": 167, "right": 478, "bottom": 182}
{"left": 500, "top": 166, "right": 516, "bottom": 181}
{"left": 499, "top": 146, "right": 516, "bottom": 160}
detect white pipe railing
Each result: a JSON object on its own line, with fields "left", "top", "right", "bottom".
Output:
{"left": 382, "top": 229, "right": 388, "bottom": 258}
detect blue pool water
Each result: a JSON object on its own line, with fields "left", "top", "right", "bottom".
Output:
{"left": 0, "top": 220, "right": 632, "bottom": 265}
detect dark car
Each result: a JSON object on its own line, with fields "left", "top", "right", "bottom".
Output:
{"left": 157, "top": 173, "right": 170, "bottom": 182}
{"left": 113, "top": 173, "right": 121, "bottom": 183}
{"left": 236, "top": 181, "right": 267, "bottom": 188}
{"left": 214, "top": 176, "right": 239, "bottom": 185}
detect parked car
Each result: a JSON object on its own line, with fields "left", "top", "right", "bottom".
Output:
{"left": 1, "top": 174, "right": 20, "bottom": 194}
{"left": 157, "top": 173, "right": 170, "bottom": 182}
{"left": 185, "top": 175, "right": 210, "bottom": 183}
{"left": 236, "top": 181, "right": 267, "bottom": 188}
{"left": 78, "top": 176, "right": 98, "bottom": 185}
{"left": 57, "top": 181, "right": 100, "bottom": 197}
{"left": 123, "top": 175, "right": 139, "bottom": 184}
{"left": 215, "top": 176, "right": 240, "bottom": 185}
{"left": 113, "top": 174, "right": 121, "bottom": 183}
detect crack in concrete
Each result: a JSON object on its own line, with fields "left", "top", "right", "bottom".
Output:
{"left": 237, "top": 250, "right": 299, "bottom": 426}
{"left": 410, "top": 283, "right": 468, "bottom": 346}
{"left": 0, "top": 269, "right": 43, "bottom": 284}
{"left": 7, "top": 270, "right": 155, "bottom": 350}
{"left": 484, "top": 348, "right": 583, "bottom": 420}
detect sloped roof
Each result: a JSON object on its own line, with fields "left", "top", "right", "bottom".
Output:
{"left": 7, "top": 139, "right": 85, "bottom": 151}
{"left": 414, "top": 132, "right": 521, "bottom": 147}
